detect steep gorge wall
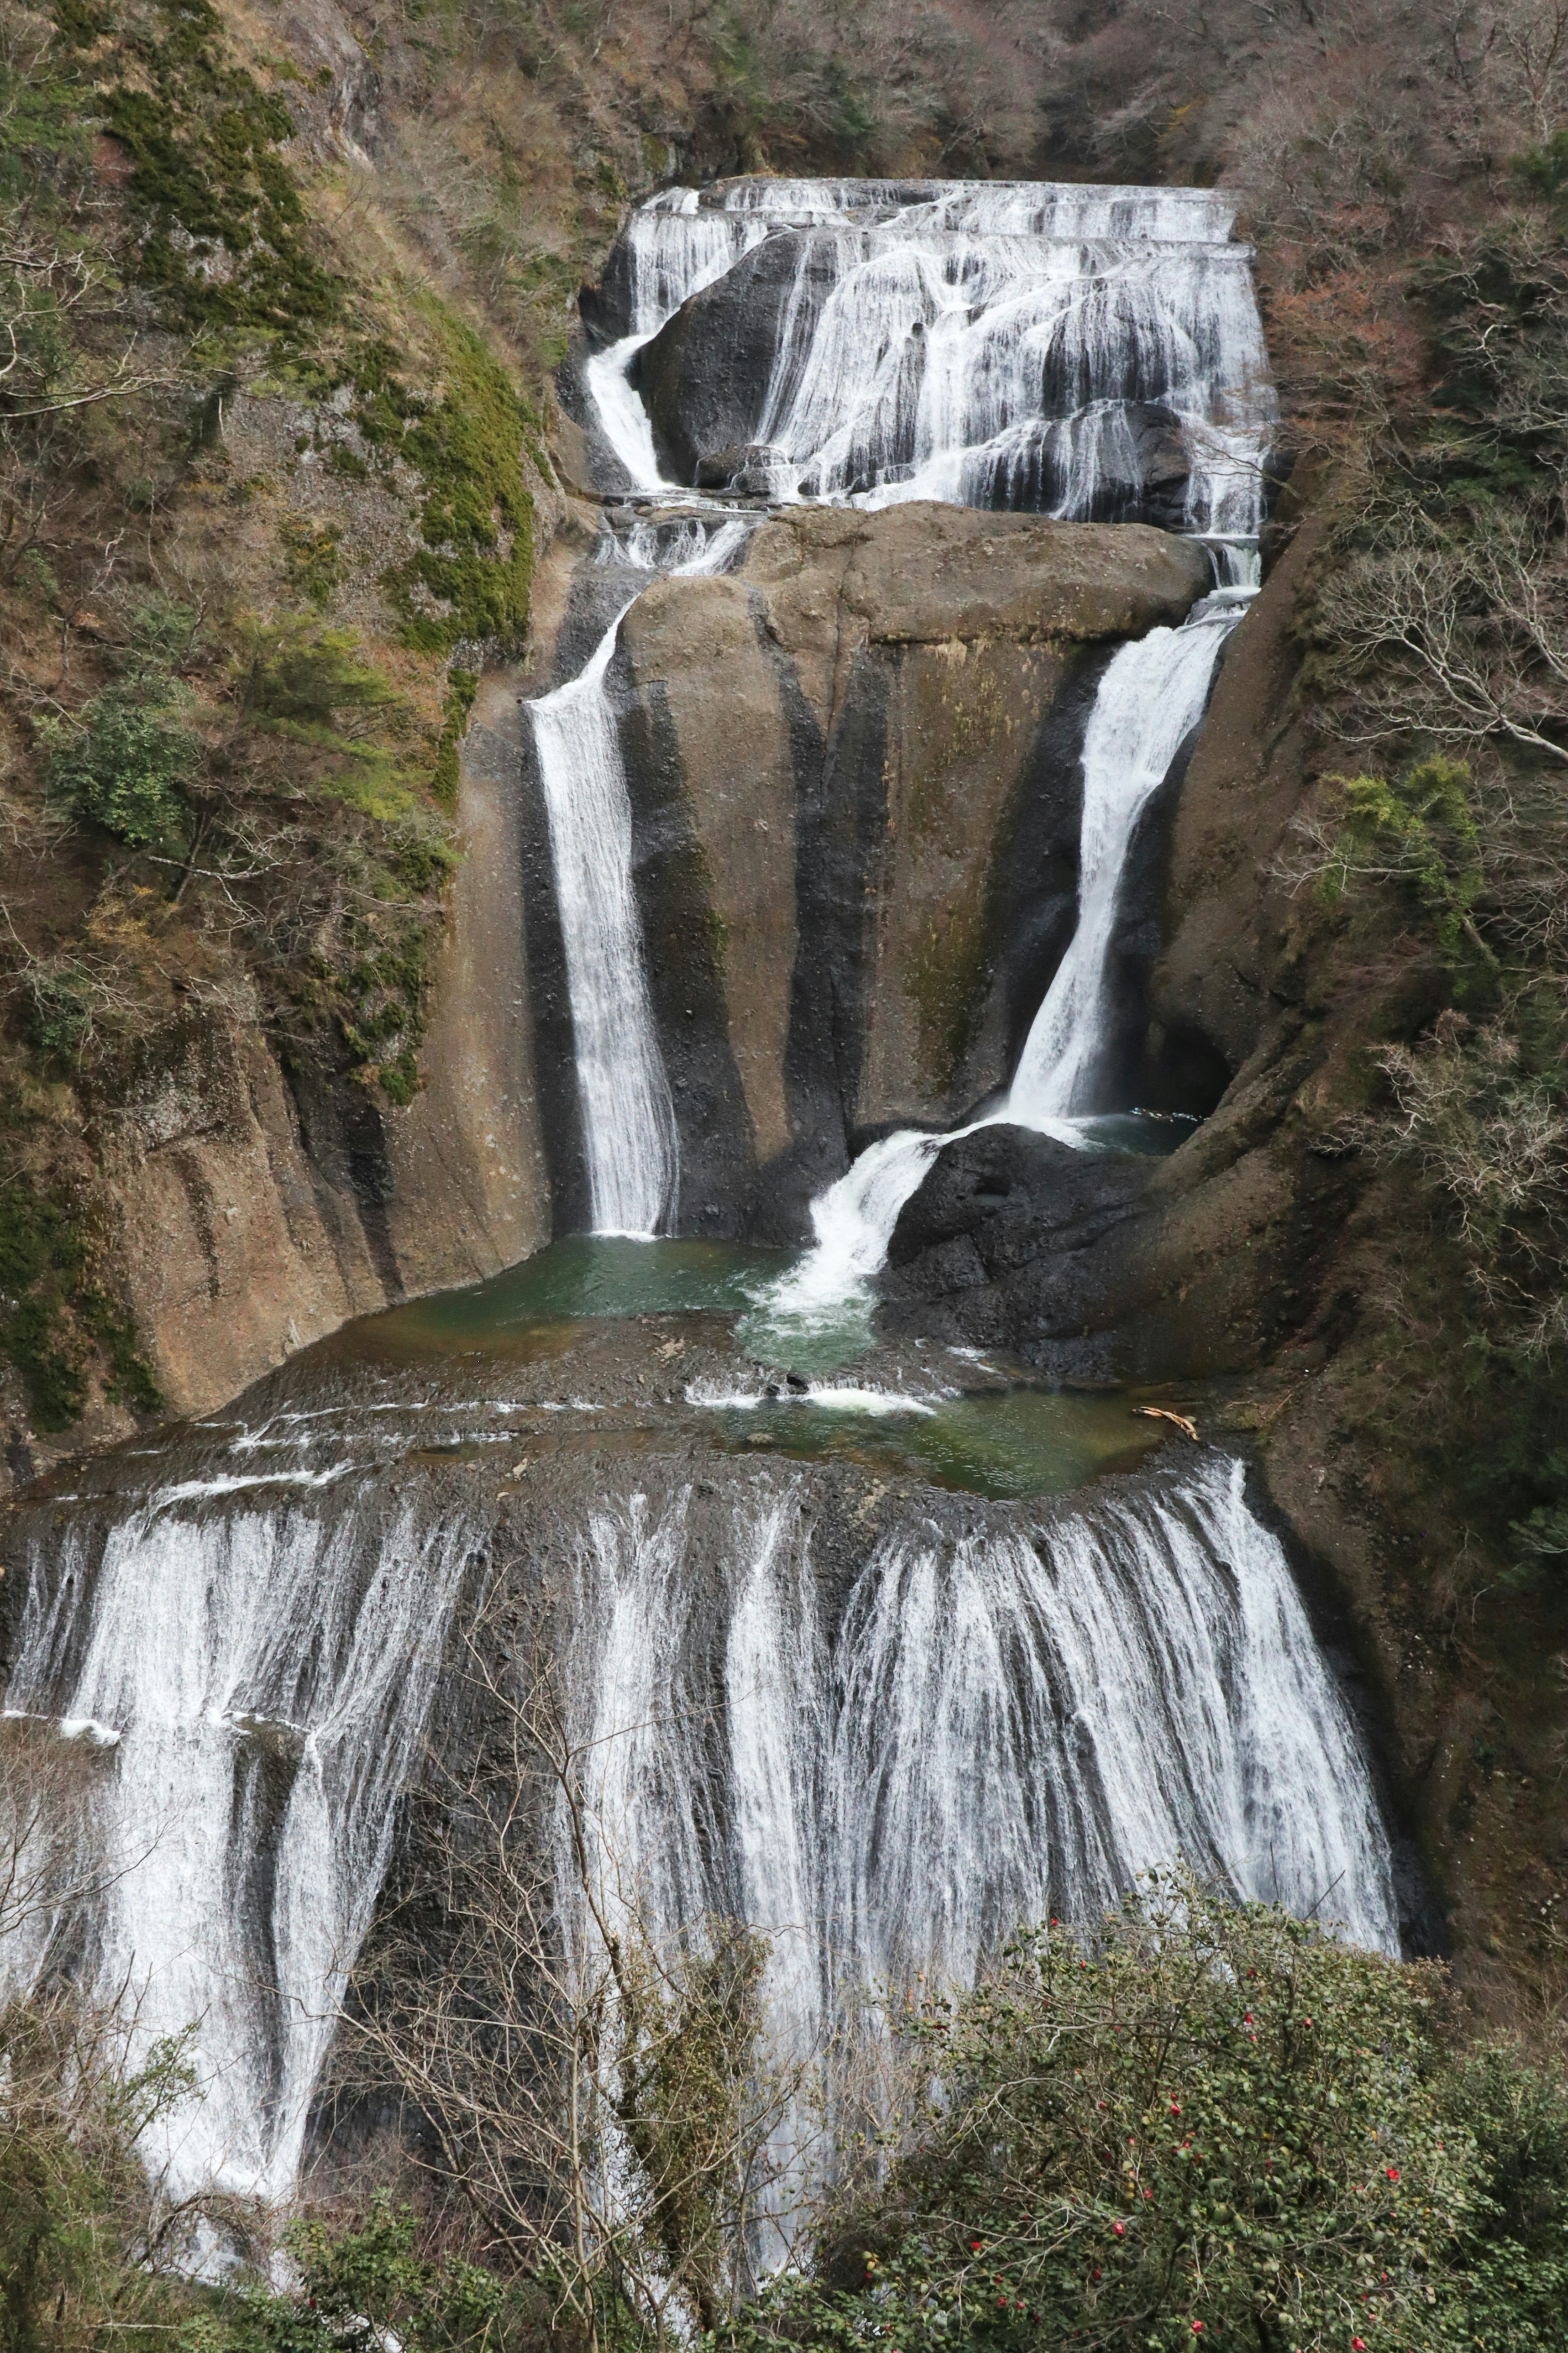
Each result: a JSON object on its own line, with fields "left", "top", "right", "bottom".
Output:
{"left": 80, "top": 684, "right": 557, "bottom": 1430}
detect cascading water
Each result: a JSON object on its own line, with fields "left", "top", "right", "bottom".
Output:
{"left": 570, "top": 172, "right": 1269, "bottom": 1294}
{"left": 557, "top": 1449, "right": 1392, "bottom": 2259}
{"left": 756, "top": 596, "right": 1241, "bottom": 1340}
{"left": 586, "top": 178, "right": 1273, "bottom": 562}
{"left": 2, "top": 1487, "right": 475, "bottom": 2199}
{"left": 0, "top": 173, "right": 1395, "bottom": 2243}
{"left": 570, "top": 1459, "right": 1397, "bottom": 1965}
{"left": 564, "top": 1454, "right": 1396, "bottom": 2240}
{"left": 526, "top": 516, "right": 749, "bottom": 1238}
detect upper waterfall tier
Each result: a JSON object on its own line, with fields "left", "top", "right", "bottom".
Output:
{"left": 578, "top": 176, "right": 1273, "bottom": 555}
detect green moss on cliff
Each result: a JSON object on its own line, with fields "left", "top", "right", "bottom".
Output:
{"left": 356, "top": 305, "right": 537, "bottom": 657}
{"left": 72, "top": 0, "right": 341, "bottom": 333}
{"left": 0, "top": 1170, "right": 161, "bottom": 1431}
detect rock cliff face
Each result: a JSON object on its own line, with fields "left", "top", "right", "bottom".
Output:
{"left": 94, "top": 494, "right": 1205, "bottom": 1427}
{"left": 877, "top": 496, "right": 1347, "bottom": 1386}
{"left": 579, "top": 504, "right": 1209, "bottom": 1236}
{"left": 83, "top": 678, "right": 555, "bottom": 1427}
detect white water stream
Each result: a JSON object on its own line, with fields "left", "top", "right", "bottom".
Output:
{"left": 3, "top": 1497, "right": 472, "bottom": 2200}
{"left": 0, "top": 178, "right": 1396, "bottom": 2237}
{"left": 758, "top": 599, "right": 1239, "bottom": 1338}
{"left": 587, "top": 179, "right": 1273, "bottom": 564}
{"left": 569, "top": 1456, "right": 1397, "bottom": 2249}
{"left": 526, "top": 517, "right": 749, "bottom": 1236}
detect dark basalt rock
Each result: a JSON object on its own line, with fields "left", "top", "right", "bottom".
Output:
{"left": 578, "top": 242, "right": 638, "bottom": 349}
{"left": 982, "top": 402, "right": 1192, "bottom": 533}
{"left": 887, "top": 1126, "right": 1150, "bottom": 1274}
{"left": 880, "top": 1125, "right": 1154, "bottom": 1372}
{"left": 635, "top": 231, "right": 836, "bottom": 483}
{"left": 694, "top": 441, "right": 791, "bottom": 493}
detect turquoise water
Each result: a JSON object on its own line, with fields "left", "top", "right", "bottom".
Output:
{"left": 347, "top": 1237, "right": 1178, "bottom": 1501}
{"left": 371, "top": 1235, "right": 786, "bottom": 1348}
{"left": 706, "top": 1383, "right": 1164, "bottom": 1499}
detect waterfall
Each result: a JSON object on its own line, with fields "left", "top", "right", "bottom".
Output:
{"left": 1007, "top": 606, "right": 1238, "bottom": 1120}
{"left": 529, "top": 611, "right": 679, "bottom": 1239}
{"left": 587, "top": 179, "right": 1274, "bottom": 551}
{"left": 2, "top": 1491, "right": 474, "bottom": 2199}
{"left": 572, "top": 173, "right": 1270, "bottom": 1260}
{"left": 0, "top": 1416, "right": 1398, "bottom": 2212}
{"left": 566, "top": 1452, "right": 1396, "bottom": 2032}
{"left": 527, "top": 518, "right": 750, "bottom": 1238}
{"left": 758, "top": 597, "right": 1238, "bottom": 1338}
{"left": 557, "top": 1454, "right": 1395, "bottom": 2252}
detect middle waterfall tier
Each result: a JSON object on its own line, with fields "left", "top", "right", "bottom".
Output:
{"left": 525, "top": 516, "right": 751, "bottom": 1239}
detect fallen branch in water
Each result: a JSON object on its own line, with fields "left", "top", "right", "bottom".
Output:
{"left": 1134, "top": 1405, "right": 1199, "bottom": 1441}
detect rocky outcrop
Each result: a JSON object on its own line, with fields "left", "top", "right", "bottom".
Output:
{"left": 871, "top": 495, "right": 1360, "bottom": 1387}
{"left": 633, "top": 230, "right": 835, "bottom": 482}
{"left": 599, "top": 504, "right": 1211, "bottom": 1237}
{"left": 879, "top": 1126, "right": 1153, "bottom": 1378}
{"left": 89, "top": 684, "right": 554, "bottom": 1423}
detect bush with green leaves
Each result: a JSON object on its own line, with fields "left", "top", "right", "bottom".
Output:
{"left": 207, "top": 2198, "right": 541, "bottom": 2353}
{"left": 39, "top": 676, "right": 195, "bottom": 854}
{"left": 0, "top": 1990, "right": 197, "bottom": 2353}
{"left": 722, "top": 1875, "right": 1568, "bottom": 2353}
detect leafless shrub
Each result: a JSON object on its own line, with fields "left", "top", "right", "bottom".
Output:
{"left": 1316, "top": 503, "right": 1568, "bottom": 768}
{"left": 339, "top": 1591, "right": 818, "bottom": 2350}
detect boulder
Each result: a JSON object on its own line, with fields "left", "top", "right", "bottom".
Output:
{"left": 887, "top": 1124, "right": 1150, "bottom": 1273}
{"left": 633, "top": 230, "right": 835, "bottom": 483}
{"left": 694, "top": 442, "right": 793, "bottom": 494}
{"left": 879, "top": 1125, "right": 1154, "bottom": 1373}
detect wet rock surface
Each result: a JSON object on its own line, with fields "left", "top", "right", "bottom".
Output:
{"left": 597, "top": 504, "right": 1209, "bottom": 1240}
{"left": 879, "top": 1126, "right": 1155, "bottom": 1375}
{"left": 634, "top": 230, "right": 833, "bottom": 482}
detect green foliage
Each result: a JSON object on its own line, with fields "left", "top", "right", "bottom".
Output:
{"left": 237, "top": 622, "right": 419, "bottom": 818}
{"left": 1319, "top": 758, "right": 1488, "bottom": 959}
{"left": 279, "top": 513, "right": 344, "bottom": 611}
{"left": 71, "top": 0, "right": 342, "bottom": 333}
{"left": 1441, "top": 2043, "right": 1568, "bottom": 2343}
{"left": 0, "top": 1169, "right": 160, "bottom": 1427}
{"left": 724, "top": 1876, "right": 1568, "bottom": 2353}
{"left": 35, "top": 597, "right": 199, "bottom": 854}
{"left": 430, "top": 668, "right": 478, "bottom": 811}
{"left": 358, "top": 305, "right": 535, "bottom": 656}
{"left": 38, "top": 677, "right": 196, "bottom": 853}
{"left": 0, "top": 2001, "right": 197, "bottom": 2353}
{"left": 214, "top": 2198, "right": 529, "bottom": 2353}
{"left": 1513, "top": 132, "right": 1568, "bottom": 213}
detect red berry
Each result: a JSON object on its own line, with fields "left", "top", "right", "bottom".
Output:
{"left": 1113, "top": 2222, "right": 1126, "bottom": 2238}
{"left": 1386, "top": 2167, "right": 1400, "bottom": 2182}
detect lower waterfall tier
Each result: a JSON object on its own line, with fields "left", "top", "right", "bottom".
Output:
{"left": 2, "top": 1264, "right": 1407, "bottom": 2203}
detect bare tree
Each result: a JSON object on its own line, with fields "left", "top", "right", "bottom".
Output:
{"left": 1319, "top": 501, "right": 1568, "bottom": 768}
{"left": 337, "top": 1591, "right": 816, "bottom": 2353}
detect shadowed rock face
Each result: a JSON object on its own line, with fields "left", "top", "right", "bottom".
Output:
{"left": 634, "top": 231, "right": 835, "bottom": 482}
{"left": 879, "top": 1127, "right": 1153, "bottom": 1379}
{"left": 591, "top": 504, "right": 1211, "bottom": 1238}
